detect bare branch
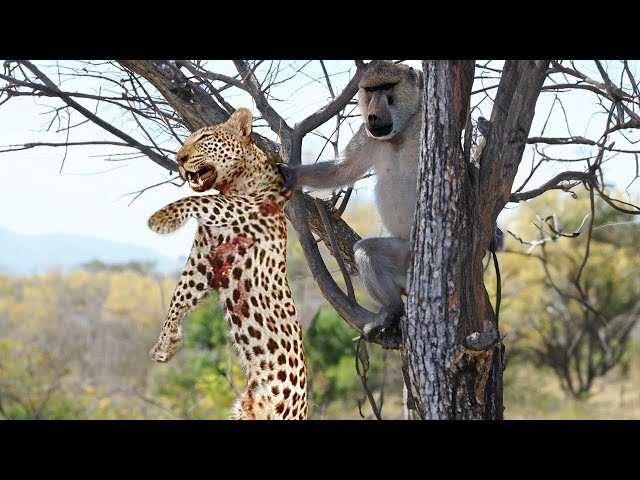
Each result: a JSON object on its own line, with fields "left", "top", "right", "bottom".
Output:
{"left": 233, "top": 60, "right": 292, "bottom": 138}
{"left": 603, "top": 119, "right": 640, "bottom": 136}
{"left": 122, "top": 177, "right": 185, "bottom": 206}
{"left": 295, "top": 60, "right": 380, "bottom": 136}
{"left": 623, "top": 61, "right": 640, "bottom": 98}
{"left": 478, "top": 60, "right": 551, "bottom": 246}
{"left": 285, "top": 192, "right": 400, "bottom": 349}
{"left": 175, "top": 60, "right": 247, "bottom": 91}
{"left": 574, "top": 187, "right": 595, "bottom": 286}
{"left": 17, "top": 61, "right": 177, "bottom": 172}
{"left": 334, "top": 187, "right": 353, "bottom": 218}
{"left": 513, "top": 155, "right": 544, "bottom": 193}
{"left": 314, "top": 198, "right": 355, "bottom": 301}
{"left": 355, "top": 339, "right": 382, "bottom": 420}
{"left": 542, "top": 83, "right": 611, "bottom": 98}
{"left": 0, "top": 140, "right": 132, "bottom": 153}
{"left": 595, "top": 60, "right": 627, "bottom": 100}
{"left": 594, "top": 184, "right": 640, "bottom": 215}
{"left": 472, "top": 85, "right": 499, "bottom": 95}
{"left": 549, "top": 61, "right": 609, "bottom": 93}
{"left": 509, "top": 171, "right": 596, "bottom": 203}
{"left": 541, "top": 213, "right": 591, "bottom": 239}
{"left": 119, "top": 60, "right": 281, "bottom": 157}
{"left": 527, "top": 136, "right": 596, "bottom": 146}
{"left": 318, "top": 60, "right": 335, "bottom": 98}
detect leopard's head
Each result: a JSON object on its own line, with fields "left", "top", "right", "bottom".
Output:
{"left": 176, "top": 108, "right": 255, "bottom": 193}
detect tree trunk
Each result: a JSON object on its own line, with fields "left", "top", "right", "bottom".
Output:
{"left": 402, "top": 60, "right": 549, "bottom": 420}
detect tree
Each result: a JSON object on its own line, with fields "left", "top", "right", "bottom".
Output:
{"left": 502, "top": 192, "right": 640, "bottom": 399}
{"left": 2, "top": 60, "right": 640, "bottom": 419}
{"left": 401, "top": 61, "right": 548, "bottom": 418}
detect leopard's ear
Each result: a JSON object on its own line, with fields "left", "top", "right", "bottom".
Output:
{"left": 227, "top": 108, "right": 253, "bottom": 139}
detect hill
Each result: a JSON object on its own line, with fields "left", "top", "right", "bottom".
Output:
{"left": 0, "top": 227, "right": 183, "bottom": 275}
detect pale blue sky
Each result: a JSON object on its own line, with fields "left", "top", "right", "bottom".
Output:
{"left": 0, "top": 60, "right": 366, "bottom": 259}
{"left": 0, "top": 60, "right": 638, "bottom": 264}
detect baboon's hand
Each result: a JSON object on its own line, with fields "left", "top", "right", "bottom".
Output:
{"left": 277, "top": 163, "right": 298, "bottom": 194}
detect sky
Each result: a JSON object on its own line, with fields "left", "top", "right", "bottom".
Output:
{"left": 0, "top": 60, "right": 365, "bottom": 259}
{"left": 0, "top": 60, "right": 638, "bottom": 264}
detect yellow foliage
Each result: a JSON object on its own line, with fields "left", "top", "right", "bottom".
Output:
{"left": 342, "top": 200, "right": 384, "bottom": 238}
{"left": 83, "top": 385, "right": 97, "bottom": 395}
{"left": 102, "top": 270, "right": 172, "bottom": 327}
{"left": 490, "top": 189, "right": 640, "bottom": 357}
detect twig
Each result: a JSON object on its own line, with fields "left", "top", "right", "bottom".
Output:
{"left": 355, "top": 338, "right": 382, "bottom": 420}
{"left": 334, "top": 187, "right": 353, "bottom": 218}
{"left": 513, "top": 155, "right": 544, "bottom": 194}
{"left": 573, "top": 186, "right": 595, "bottom": 295}
{"left": 122, "top": 177, "right": 185, "bottom": 206}
{"left": 233, "top": 60, "right": 292, "bottom": 138}
{"left": 0, "top": 140, "right": 133, "bottom": 153}
{"left": 594, "top": 183, "right": 640, "bottom": 215}
{"left": 176, "top": 60, "right": 247, "bottom": 92}
{"left": 319, "top": 60, "right": 335, "bottom": 98}
{"left": 509, "top": 171, "right": 596, "bottom": 203}
{"left": 527, "top": 136, "right": 596, "bottom": 145}
{"left": 491, "top": 250, "right": 501, "bottom": 328}
{"left": 16, "top": 61, "right": 177, "bottom": 172}
{"left": 315, "top": 198, "right": 355, "bottom": 301}
{"left": 295, "top": 60, "right": 380, "bottom": 136}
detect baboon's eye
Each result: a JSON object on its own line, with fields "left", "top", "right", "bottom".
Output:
{"left": 365, "top": 83, "right": 396, "bottom": 93}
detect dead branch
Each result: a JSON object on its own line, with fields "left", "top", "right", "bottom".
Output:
{"left": 175, "top": 60, "right": 247, "bottom": 92}
{"left": 355, "top": 338, "right": 382, "bottom": 420}
{"left": 315, "top": 198, "right": 355, "bottom": 301}
{"left": 509, "top": 171, "right": 596, "bottom": 203}
{"left": 233, "top": 60, "right": 292, "bottom": 140}
{"left": 527, "top": 136, "right": 596, "bottom": 146}
{"left": 14, "top": 61, "right": 177, "bottom": 172}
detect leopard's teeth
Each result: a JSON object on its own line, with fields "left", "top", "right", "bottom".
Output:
{"left": 189, "top": 176, "right": 203, "bottom": 188}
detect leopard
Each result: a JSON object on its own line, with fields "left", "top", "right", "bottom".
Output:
{"left": 148, "top": 108, "right": 307, "bottom": 420}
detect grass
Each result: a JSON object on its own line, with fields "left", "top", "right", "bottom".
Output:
{"left": 326, "top": 344, "right": 640, "bottom": 420}
{"left": 504, "top": 347, "right": 640, "bottom": 420}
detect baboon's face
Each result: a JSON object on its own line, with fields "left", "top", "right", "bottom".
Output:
{"left": 358, "top": 61, "right": 423, "bottom": 141}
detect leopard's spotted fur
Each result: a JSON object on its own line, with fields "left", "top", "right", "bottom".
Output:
{"left": 148, "top": 108, "right": 306, "bottom": 420}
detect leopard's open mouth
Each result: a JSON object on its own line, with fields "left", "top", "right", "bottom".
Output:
{"left": 184, "top": 167, "right": 217, "bottom": 192}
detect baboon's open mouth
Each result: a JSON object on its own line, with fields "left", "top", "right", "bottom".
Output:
{"left": 184, "top": 167, "right": 217, "bottom": 192}
{"left": 368, "top": 125, "right": 393, "bottom": 138}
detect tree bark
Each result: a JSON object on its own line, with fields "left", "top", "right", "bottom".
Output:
{"left": 403, "top": 60, "right": 549, "bottom": 419}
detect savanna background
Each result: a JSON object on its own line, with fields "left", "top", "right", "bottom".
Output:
{"left": 1, "top": 60, "right": 639, "bottom": 419}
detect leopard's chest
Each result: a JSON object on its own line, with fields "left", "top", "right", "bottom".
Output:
{"left": 205, "top": 215, "right": 287, "bottom": 292}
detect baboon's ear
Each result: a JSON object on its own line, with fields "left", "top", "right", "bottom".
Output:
{"left": 227, "top": 108, "right": 253, "bottom": 138}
